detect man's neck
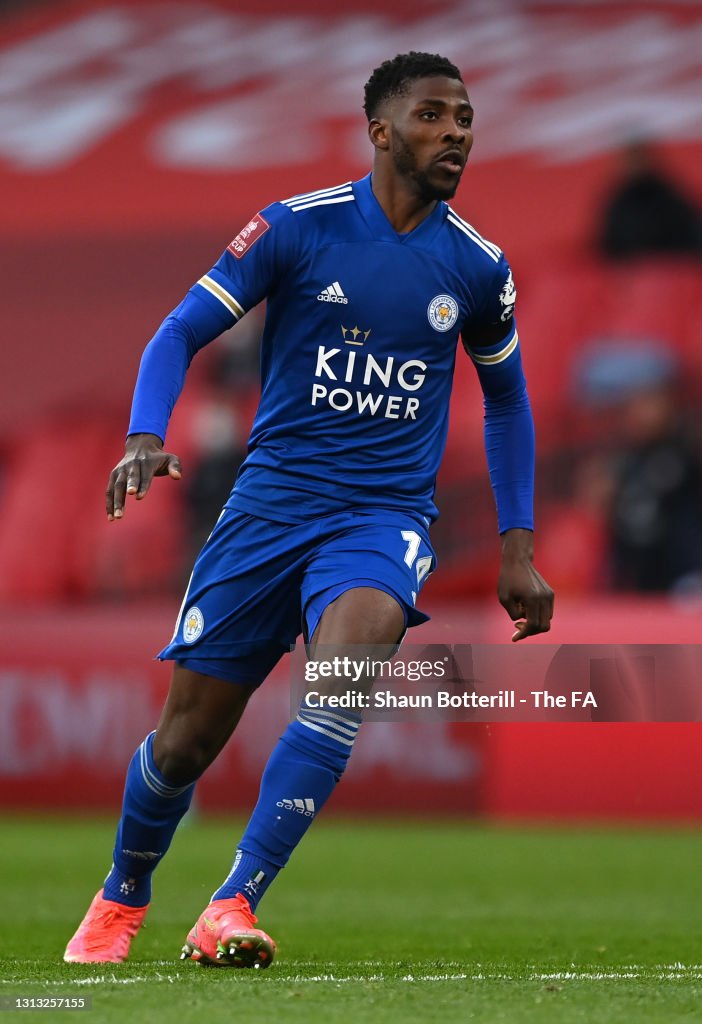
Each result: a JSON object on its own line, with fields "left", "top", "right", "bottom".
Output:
{"left": 370, "top": 167, "right": 438, "bottom": 234}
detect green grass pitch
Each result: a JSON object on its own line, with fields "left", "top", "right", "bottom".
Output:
{"left": 1, "top": 815, "right": 701, "bottom": 1022}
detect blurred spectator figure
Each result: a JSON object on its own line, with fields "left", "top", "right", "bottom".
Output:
{"left": 184, "top": 397, "right": 246, "bottom": 560}
{"left": 598, "top": 138, "right": 702, "bottom": 260}
{"left": 574, "top": 341, "right": 702, "bottom": 594}
{"left": 209, "top": 307, "right": 262, "bottom": 396}
{"left": 182, "top": 312, "right": 262, "bottom": 562}
{"left": 610, "top": 378, "right": 702, "bottom": 594}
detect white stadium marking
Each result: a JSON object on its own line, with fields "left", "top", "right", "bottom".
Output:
{"left": 4, "top": 963, "right": 702, "bottom": 986}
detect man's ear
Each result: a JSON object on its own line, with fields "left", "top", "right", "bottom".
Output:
{"left": 368, "top": 118, "right": 390, "bottom": 151}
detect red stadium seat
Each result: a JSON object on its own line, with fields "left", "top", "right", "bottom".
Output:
{"left": 594, "top": 260, "right": 702, "bottom": 367}
{"left": 0, "top": 417, "right": 185, "bottom": 602}
{"left": 511, "top": 258, "right": 607, "bottom": 448}
{"left": 0, "top": 420, "right": 110, "bottom": 601}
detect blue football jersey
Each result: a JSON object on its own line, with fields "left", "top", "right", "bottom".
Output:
{"left": 137, "top": 174, "right": 518, "bottom": 525}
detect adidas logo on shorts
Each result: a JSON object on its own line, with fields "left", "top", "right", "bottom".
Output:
{"left": 317, "top": 281, "right": 348, "bottom": 304}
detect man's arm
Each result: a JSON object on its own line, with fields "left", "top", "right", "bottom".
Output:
{"left": 106, "top": 203, "right": 301, "bottom": 521}
{"left": 462, "top": 319, "right": 554, "bottom": 641}
{"left": 106, "top": 290, "right": 232, "bottom": 520}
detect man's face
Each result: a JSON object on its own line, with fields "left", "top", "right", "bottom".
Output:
{"left": 383, "top": 76, "right": 474, "bottom": 201}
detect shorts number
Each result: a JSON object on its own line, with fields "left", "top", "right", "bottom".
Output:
{"left": 416, "top": 556, "right": 432, "bottom": 585}
{"left": 401, "top": 530, "right": 421, "bottom": 567}
{"left": 401, "top": 530, "right": 433, "bottom": 586}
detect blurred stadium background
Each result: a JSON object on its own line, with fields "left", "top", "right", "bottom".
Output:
{"left": 2, "top": 0, "right": 702, "bottom": 830}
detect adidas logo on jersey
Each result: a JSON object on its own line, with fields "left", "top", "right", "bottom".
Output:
{"left": 276, "top": 798, "right": 316, "bottom": 817}
{"left": 317, "top": 281, "right": 348, "bottom": 304}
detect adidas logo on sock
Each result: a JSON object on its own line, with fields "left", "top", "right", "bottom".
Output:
{"left": 276, "top": 798, "right": 316, "bottom": 817}
{"left": 317, "top": 281, "right": 348, "bottom": 304}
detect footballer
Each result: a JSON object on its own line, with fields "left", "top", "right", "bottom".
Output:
{"left": 64, "top": 51, "right": 553, "bottom": 968}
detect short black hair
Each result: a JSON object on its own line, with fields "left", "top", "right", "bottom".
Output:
{"left": 363, "top": 51, "right": 463, "bottom": 121}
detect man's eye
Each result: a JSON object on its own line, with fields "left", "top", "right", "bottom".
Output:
{"left": 420, "top": 111, "right": 438, "bottom": 120}
{"left": 459, "top": 118, "right": 473, "bottom": 128}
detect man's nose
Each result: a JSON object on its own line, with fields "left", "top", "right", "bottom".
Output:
{"left": 444, "top": 123, "right": 467, "bottom": 143}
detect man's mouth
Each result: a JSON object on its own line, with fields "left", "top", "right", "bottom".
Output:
{"left": 435, "top": 149, "right": 465, "bottom": 172}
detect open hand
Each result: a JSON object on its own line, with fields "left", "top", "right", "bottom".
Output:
{"left": 106, "top": 432, "right": 182, "bottom": 520}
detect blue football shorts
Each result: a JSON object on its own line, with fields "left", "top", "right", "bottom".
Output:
{"left": 157, "top": 507, "right": 436, "bottom": 686}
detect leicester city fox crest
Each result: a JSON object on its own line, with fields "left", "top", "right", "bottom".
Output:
{"left": 427, "top": 294, "right": 459, "bottom": 332}
{"left": 499, "top": 271, "right": 516, "bottom": 321}
{"left": 183, "top": 607, "right": 204, "bottom": 644}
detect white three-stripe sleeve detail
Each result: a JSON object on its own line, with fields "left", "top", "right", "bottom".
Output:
{"left": 446, "top": 214, "right": 501, "bottom": 262}
{"left": 282, "top": 182, "right": 353, "bottom": 205}
{"left": 288, "top": 195, "right": 356, "bottom": 213}
{"left": 446, "top": 209, "right": 502, "bottom": 258}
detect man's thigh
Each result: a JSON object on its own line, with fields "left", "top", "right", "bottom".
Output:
{"left": 302, "top": 509, "right": 436, "bottom": 643}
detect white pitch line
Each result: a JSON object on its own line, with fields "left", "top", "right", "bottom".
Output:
{"left": 0, "top": 974, "right": 184, "bottom": 987}
{"left": 3, "top": 965, "right": 702, "bottom": 986}
{"left": 531, "top": 971, "right": 702, "bottom": 981}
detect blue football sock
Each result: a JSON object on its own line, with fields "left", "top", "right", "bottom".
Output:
{"left": 212, "top": 707, "right": 361, "bottom": 910}
{"left": 103, "top": 731, "right": 195, "bottom": 907}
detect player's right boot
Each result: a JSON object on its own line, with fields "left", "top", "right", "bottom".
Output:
{"left": 181, "top": 893, "right": 276, "bottom": 969}
{"left": 63, "top": 889, "right": 149, "bottom": 963}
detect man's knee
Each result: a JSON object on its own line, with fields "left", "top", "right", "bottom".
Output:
{"left": 152, "top": 728, "right": 218, "bottom": 785}
{"left": 305, "top": 587, "right": 406, "bottom": 701}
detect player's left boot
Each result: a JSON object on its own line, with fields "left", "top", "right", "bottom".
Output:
{"left": 63, "top": 889, "right": 149, "bottom": 963}
{"left": 181, "top": 893, "right": 276, "bottom": 969}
